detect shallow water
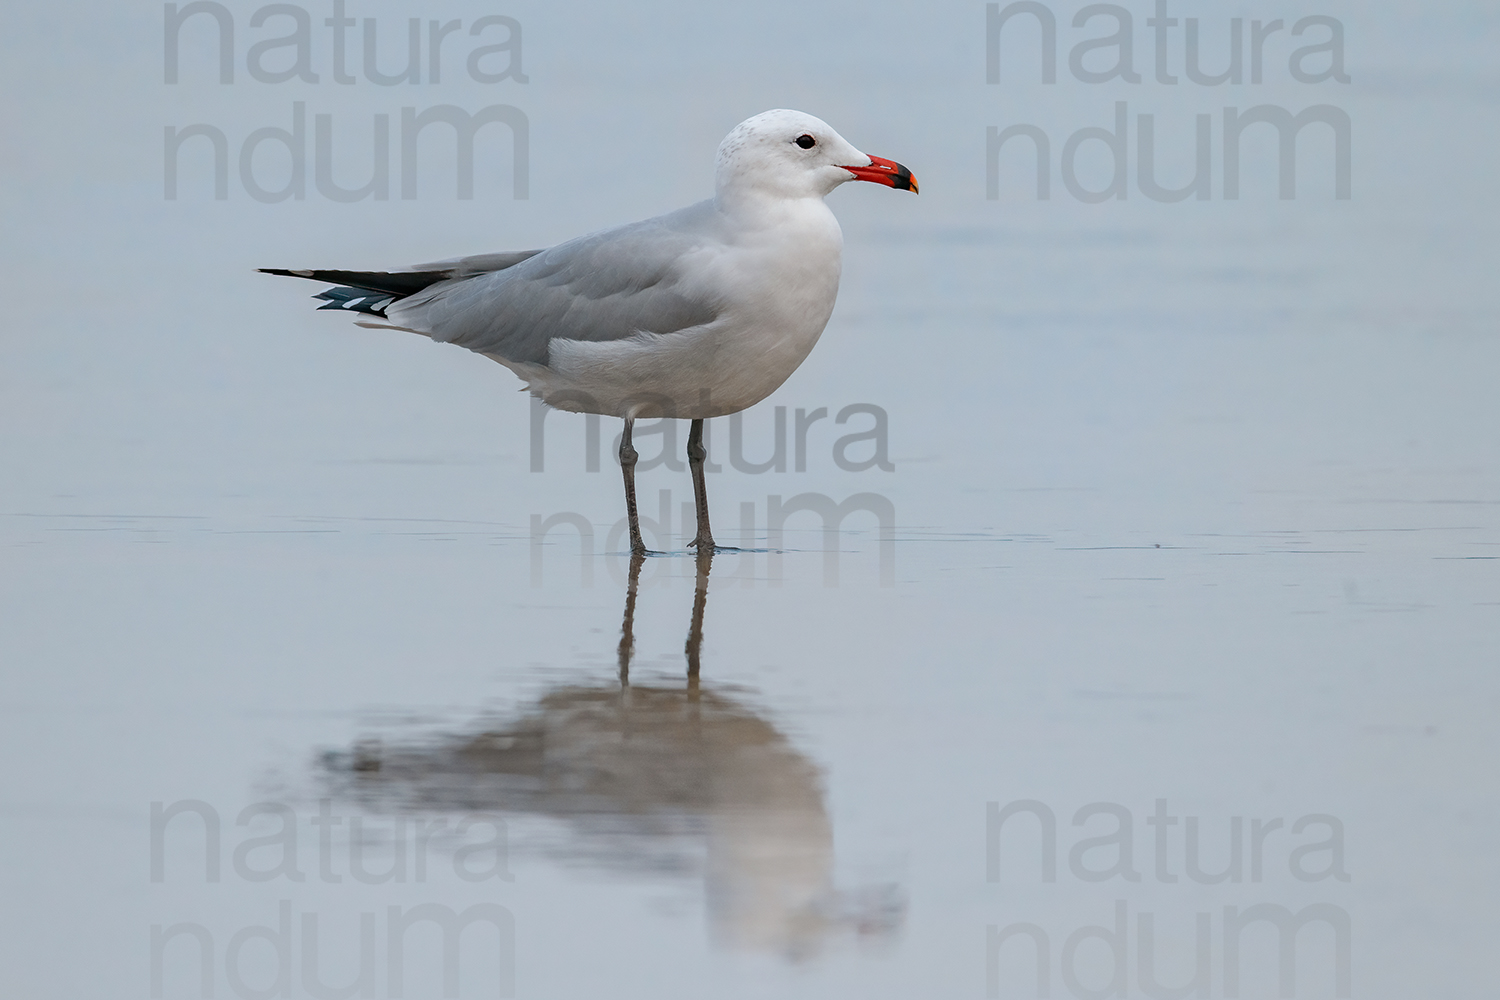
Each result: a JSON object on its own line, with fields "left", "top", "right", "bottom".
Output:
{"left": 3, "top": 1, "right": 1498, "bottom": 997}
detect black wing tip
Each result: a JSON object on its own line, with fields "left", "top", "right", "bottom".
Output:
{"left": 259, "top": 267, "right": 453, "bottom": 298}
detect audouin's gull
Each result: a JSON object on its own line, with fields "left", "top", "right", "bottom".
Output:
{"left": 262, "top": 109, "right": 917, "bottom": 556}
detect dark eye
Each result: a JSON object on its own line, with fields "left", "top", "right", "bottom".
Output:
{"left": 795, "top": 134, "right": 816, "bottom": 149}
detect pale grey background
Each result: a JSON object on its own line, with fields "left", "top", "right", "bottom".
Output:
{"left": 2, "top": 1, "right": 1496, "bottom": 997}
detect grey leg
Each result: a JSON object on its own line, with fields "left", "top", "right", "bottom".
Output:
{"left": 687, "top": 418, "right": 714, "bottom": 551}
{"left": 620, "top": 417, "right": 647, "bottom": 556}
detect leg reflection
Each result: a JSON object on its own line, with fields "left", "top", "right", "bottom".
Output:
{"left": 686, "top": 549, "right": 713, "bottom": 690}
{"left": 618, "top": 551, "right": 644, "bottom": 686}
{"left": 616, "top": 549, "right": 715, "bottom": 690}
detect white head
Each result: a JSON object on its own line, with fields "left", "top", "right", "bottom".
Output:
{"left": 714, "top": 109, "right": 918, "bottom": 205}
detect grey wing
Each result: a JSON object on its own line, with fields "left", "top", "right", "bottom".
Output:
{"left": 410, "top": 249, "right": 546, "bottom": 278}
{"left": 388, "top": 201, "right": 725, "bottom": 367}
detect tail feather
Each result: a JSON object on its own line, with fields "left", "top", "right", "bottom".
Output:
{"left": 261, "top": 251, "right": 543, "bottom": 320}
{"left": 311, "top": 286, "right": 399, "bottom": 316}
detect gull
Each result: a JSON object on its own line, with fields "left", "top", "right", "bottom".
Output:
{"left": 262, "top": 109, "right": 917, "bottom": 556}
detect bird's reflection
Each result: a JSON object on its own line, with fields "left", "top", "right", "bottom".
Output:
{"left": 321, "top": 550, "right": 903, "bottom": 960}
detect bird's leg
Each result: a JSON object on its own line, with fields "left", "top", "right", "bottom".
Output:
{"left": 686, "top": 418, "right": 715, "bottom": 551}
{"left": 620, "top": 418, "right": 647, "bottom": 556}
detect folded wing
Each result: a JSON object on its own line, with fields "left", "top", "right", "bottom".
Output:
{"left": 389, "top": 201, "right": 726, "bottom": 367}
